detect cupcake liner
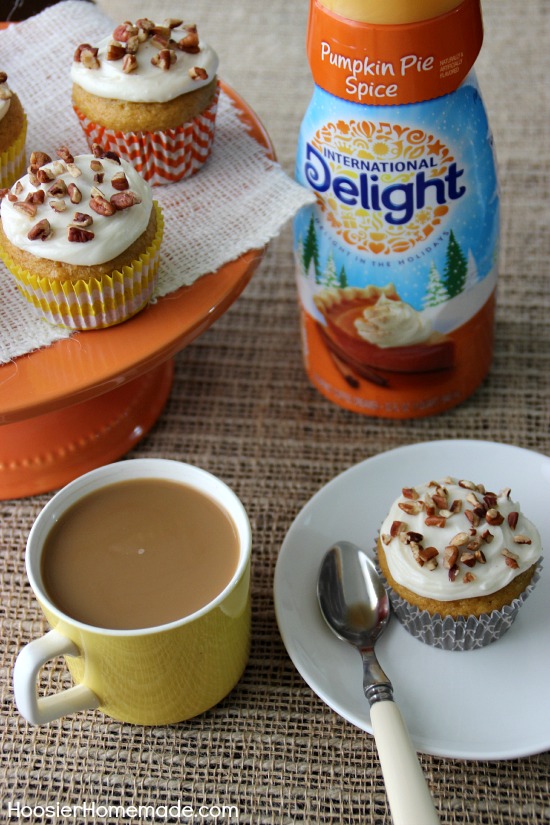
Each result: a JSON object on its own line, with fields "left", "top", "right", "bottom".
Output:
{"left": 375, "top": 548, "right": 542, "bottom": 651}
{"left": 0, "top": 202, "right": 163, "bottom": 330}
{"left": 0, "top": 114, "right": 27, "bottom": 189}
{"left": 73, "top": 84, "right": 219, "bottom": 186}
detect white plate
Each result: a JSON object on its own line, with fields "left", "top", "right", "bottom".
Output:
{"left": 274, "top": 440, "right": 550, "bottom": 760}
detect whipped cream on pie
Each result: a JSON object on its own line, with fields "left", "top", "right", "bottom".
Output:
{"left": 0, "top": 149, "right": 152, "bottom": 266}
{"left": 354, "top": 293, "right": 432, "bottom": 348}
{"left": 379, "top": 478, "right": 542, "bottom": 600}
{"left": 71, "top": 20, "right": 219, "bottom": 103}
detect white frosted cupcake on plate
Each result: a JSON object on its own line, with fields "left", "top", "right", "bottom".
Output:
{"left": 0, "top": 144, "right": 163, "bottom": 329}
{"left": 71, "top": 17, "right": 219, "bottom": 185}
{"left": 377, "top": 477, "right": 542, "bottom": 650}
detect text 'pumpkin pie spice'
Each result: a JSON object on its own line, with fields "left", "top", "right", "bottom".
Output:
{"left": 0, "top": 145, "right": 163, "bottom": 329}
{"left": 0, "top": 72, "right": 27, "bottom": 189}
{"left": 376, "top": 477, "right": 542, "bottom": 650}
{"left": 71, "top": 18, "right": 219, "bottom": 185}
{"left": 293, "top": 0, "right": 499, "bottom": 418}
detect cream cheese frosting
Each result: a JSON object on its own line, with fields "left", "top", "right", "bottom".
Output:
{"left": 0, "top": 74, "right": 12, "bottom": 124}
{"left": 379, "top": 478, "right": 542, "bottom": 600}
{"left": 0, "top": 149, "right": 152, "bottom": 266}
{"left": 354, "top": 294, "right": 433, "bottom": 348}
{"left": 71, "top": 20, "right": 219, "bottom": 103}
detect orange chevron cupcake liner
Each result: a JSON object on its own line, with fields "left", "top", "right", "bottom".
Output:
{"left": 0, "top": 203, "right": 164, "bottom": 330}
{"left": 74, "top": 85, "right": 219, "bottom": 186}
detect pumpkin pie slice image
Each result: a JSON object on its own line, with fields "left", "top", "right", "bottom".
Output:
{"left": 314, "top": 284, "right": 454, "bottom": 374}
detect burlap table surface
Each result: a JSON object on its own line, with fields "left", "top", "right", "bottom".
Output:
{"left": 1, "top": 1, "right": 549, "bottom": 823}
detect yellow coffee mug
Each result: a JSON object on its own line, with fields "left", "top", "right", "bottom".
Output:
{"left": 13, "top": 459, "right": 251, "bottom": 725}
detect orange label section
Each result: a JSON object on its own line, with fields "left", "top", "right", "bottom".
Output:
{"left": 307, "top": 0, "right": 483, "bottom": 105}
{"left": 300, "top": 290, "right": 496, "bottom": 419}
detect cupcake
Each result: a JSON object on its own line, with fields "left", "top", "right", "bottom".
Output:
{"left": 71, "top": 18, "right": 219, "bottom": 185}
{"left": 0, "top": 144, "right": 163, "bottom": 329}
{"left": 0, "top": 72, "right": 27, "bottom": 189}
{"left": 377, "top": 477, "right": 542, "bottom": 650}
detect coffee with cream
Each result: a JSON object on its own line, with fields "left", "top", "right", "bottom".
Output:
{"left": 41, "top": 478, "right": 241, "bottom": 630}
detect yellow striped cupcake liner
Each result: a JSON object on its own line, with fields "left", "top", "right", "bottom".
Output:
{"left": 0, "top": 202, "right": 163, "bottom": 330}
{"left": 0, "top": 114, "right": 27, "bottom": 189}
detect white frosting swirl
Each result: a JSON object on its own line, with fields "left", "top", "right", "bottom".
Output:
{"left": 354, "top": 294, "right": 432, "bottom": 348}
{"left": 0, "top": 80, "right": 12, "bottom": 123}
{"left": 380, "top": 478, "right": 542, "bottom": 600}
{"left": 71, "top": 31, "right": 218, "bottom": 103}
{"left": 0, "top": 154, "right": 152, "bottom": 266}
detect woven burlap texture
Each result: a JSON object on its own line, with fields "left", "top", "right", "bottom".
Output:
{"left": 0, "top": 0, "right": 314, "bottom": 362}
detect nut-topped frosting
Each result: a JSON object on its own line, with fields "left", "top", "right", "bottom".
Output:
{"left": 0, "top": 146, "right": 153, "bottom": 266}
{"left": 0, "top": 72, "right": 13, "bottom": 123}
{"left": 379, "top": 478, "right": 542, "bottom": 600}
{"left": 71, "top": 19, "right": 219, "bottom": 103}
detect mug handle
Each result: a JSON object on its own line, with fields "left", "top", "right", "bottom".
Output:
{"left": 13, "top": 629, "right": 100, "bottom": 724}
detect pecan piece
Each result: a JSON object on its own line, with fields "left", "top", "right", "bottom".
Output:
{"left": 107, "top": 42, "right": 126, "bottom": 61}
{"left": 67, "top": 183, "right": 82, "bottom": 204}
{"left": 57, "top": 145, "right": 75, "bottom": 164}
{"left": 90, "top": 195, "right": 116, "bottom": 217}
{"left": 151, "top": 49, "right": 177, "bottom": 70}
{"left": 189, "top": 66, "right": 208, "bottom": 81}
{"left": 25, "top": 190, "right": 45, "bottom": 205}
{"left": 513, "top": 535, "right": 532, "bottom": 545}
{"left": 110, "top": 191, "right": 142, "bottom": 210}
{"left": 177, "top": 27, "right": 200, "bottom": 54}
{"left": 111, "top": 171, "right": 129, "bottom": 191}
{"left": 28, "top": 219, "right": 52, "bottom": 241}
{"left": 68, "top": 225, "right": 94, "bottom": 242}
{"left": 460, "top": 550, "right": 476, "bottom": 568}
{"left": 398, "top": 500, "right": 424, "bottom": 515}
{"left": 463, "top": 572, "right": 476, "bottom": 584}
{"left": 13, "top": 201, "right": 37, "bottom": 218}
{"left": 47, "top": 179, "right": 67, "bottom": 199}
{"left": 390, "top": 520, "right": 406, "bottom": 538}
{"left": 449, "top": 532, "right": 469, "bottom": 547}
{"left": 507, "top": 511, "right": 519, "bottom": 529}
{"left": 401, "top": 487, "right": 418, "bottom": 500}
{"left": 122, "top": 54, "right": 138, "bottom": 74}
{"left": 72, "top": 212, "right": 93, "bottom": 227}
{"left": 419, "top": 546, "right": 439, "bottom": 563}
{"left": 29, "top": 150, "right": 52, "bottom": 169}
{"left": 49, "top": 200, "right": 67, "bottom": 213}
{"left": 443, "top": 546, "right": 459, "bottom": 569}
{"left": 424, "top": 515, "right": 446, "bottom": 527}
{"left": 112, "top": 22, "right": 137, "bottom": 42}
{"left": 448, "top": 564, "right": 460, "bottom": 582}
{"left": 486, "top": 508, "right": 504, "bottom": 526}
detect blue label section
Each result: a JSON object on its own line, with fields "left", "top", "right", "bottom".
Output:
{"left": 294, "top": 75, "right": 499, "bottom": 328}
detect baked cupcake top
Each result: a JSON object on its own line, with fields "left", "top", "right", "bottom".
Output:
{"left": 0, "top": 146, "right": 153, "bottom": 266}
{"left": 71, "top": 18, "right": 219, "bottom": 103}
{"left": 379, "top": 478, "right": 542, "bottom": 600}
{"left": 0, "top": 72, "right": 14, "bottom": 123}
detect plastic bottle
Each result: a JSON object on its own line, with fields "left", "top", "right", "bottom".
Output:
{"left": 294, "top": 0, "right": 499, "bottom": 418}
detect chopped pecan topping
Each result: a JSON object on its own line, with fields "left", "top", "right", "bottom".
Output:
{"left": 513, "top": 535, "right": 532, "bottom": 545}
{"left": 443, "top": 546, "right": 459, "bottom": 569}
{"left": 123, "top": 54, "right": 138, "bottom": 73}
{"left": 111, "top": 171, "right": 129, "bottom": 191}
{"left": 401, "top": 487, "right": 418, "bottom": 500}
{"left": 151, "top": 48, "right": 177, "bottom": 70}
{"left": 67, "top": 225, "right": 94, "bottom": 243}
{"left": 90, "top": 194, "right": 116, "bottom": 217}
{"left": 507, "top": 511, "right": 519, "bottom": 529}
{"left": 29, "top": 151, "right": 52, "bottom": 169}
{"left": 189, "top": 65, "right": 208, "bottom": 81}
{"left": 398, "top": 500, "right": 424, "bottom": 515}
{"left": 485, "top": 508, "right": 504, "bottom": 526}
{"left": 72, "top": 212, "right": 93, "bottom": 227}
{"left": 390, "top": 520, "right": 406, "bottom": 538}
{"left": 110, "top": 191, "right": 142, "bottom": 210}
{"left": 67, "top": 183, "right": 82, "bottom": 204}
{"left": 27, "top": 219, "right": 52, "bottom": 241}
{"left": 424, "top": 515, "right": 446, "bottom": 527}
{"left": 107, "top": 42, "right": 127, "bottom": 61}
{"left": 13, "top": 201, "right": 37, "bottom": 218}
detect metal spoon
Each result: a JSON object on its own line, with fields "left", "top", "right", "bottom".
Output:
{"left": 317, "top": 541, "right": 440, "bottom": 825}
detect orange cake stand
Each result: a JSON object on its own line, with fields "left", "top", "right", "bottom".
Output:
{"left": 0, "top": 84, "right": 274, "bottom": 499}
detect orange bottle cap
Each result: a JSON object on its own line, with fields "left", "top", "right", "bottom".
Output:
{"left": 307, "top": 0, "right": 483, "bottom": 105}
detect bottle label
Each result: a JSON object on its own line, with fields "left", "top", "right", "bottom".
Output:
{"left": 294, "top": 77, "right": 499, "bottom": 417}
{"left": 307, "top": 0, "right": 483, "bottom": 105}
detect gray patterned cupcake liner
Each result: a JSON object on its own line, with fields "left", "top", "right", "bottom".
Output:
{"left": 377, "top": 559, "right": 542, "bottom": 651}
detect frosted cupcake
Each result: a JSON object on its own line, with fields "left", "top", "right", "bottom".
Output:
{"left": 0, "top": 145, "right": 163, "bottom": 329}
{"left": 0, "top": 72, "right": 27, "bottom": 189}
{"left": 71, "top": 18, "right": 219, "bottom": 185}
{"left": 377, "top": 478, "right": 542, "bottom": 650}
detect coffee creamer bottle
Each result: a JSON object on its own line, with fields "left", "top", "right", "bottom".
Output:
{"left": 294, "top": 0, "right": 499, "bottom": 417}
